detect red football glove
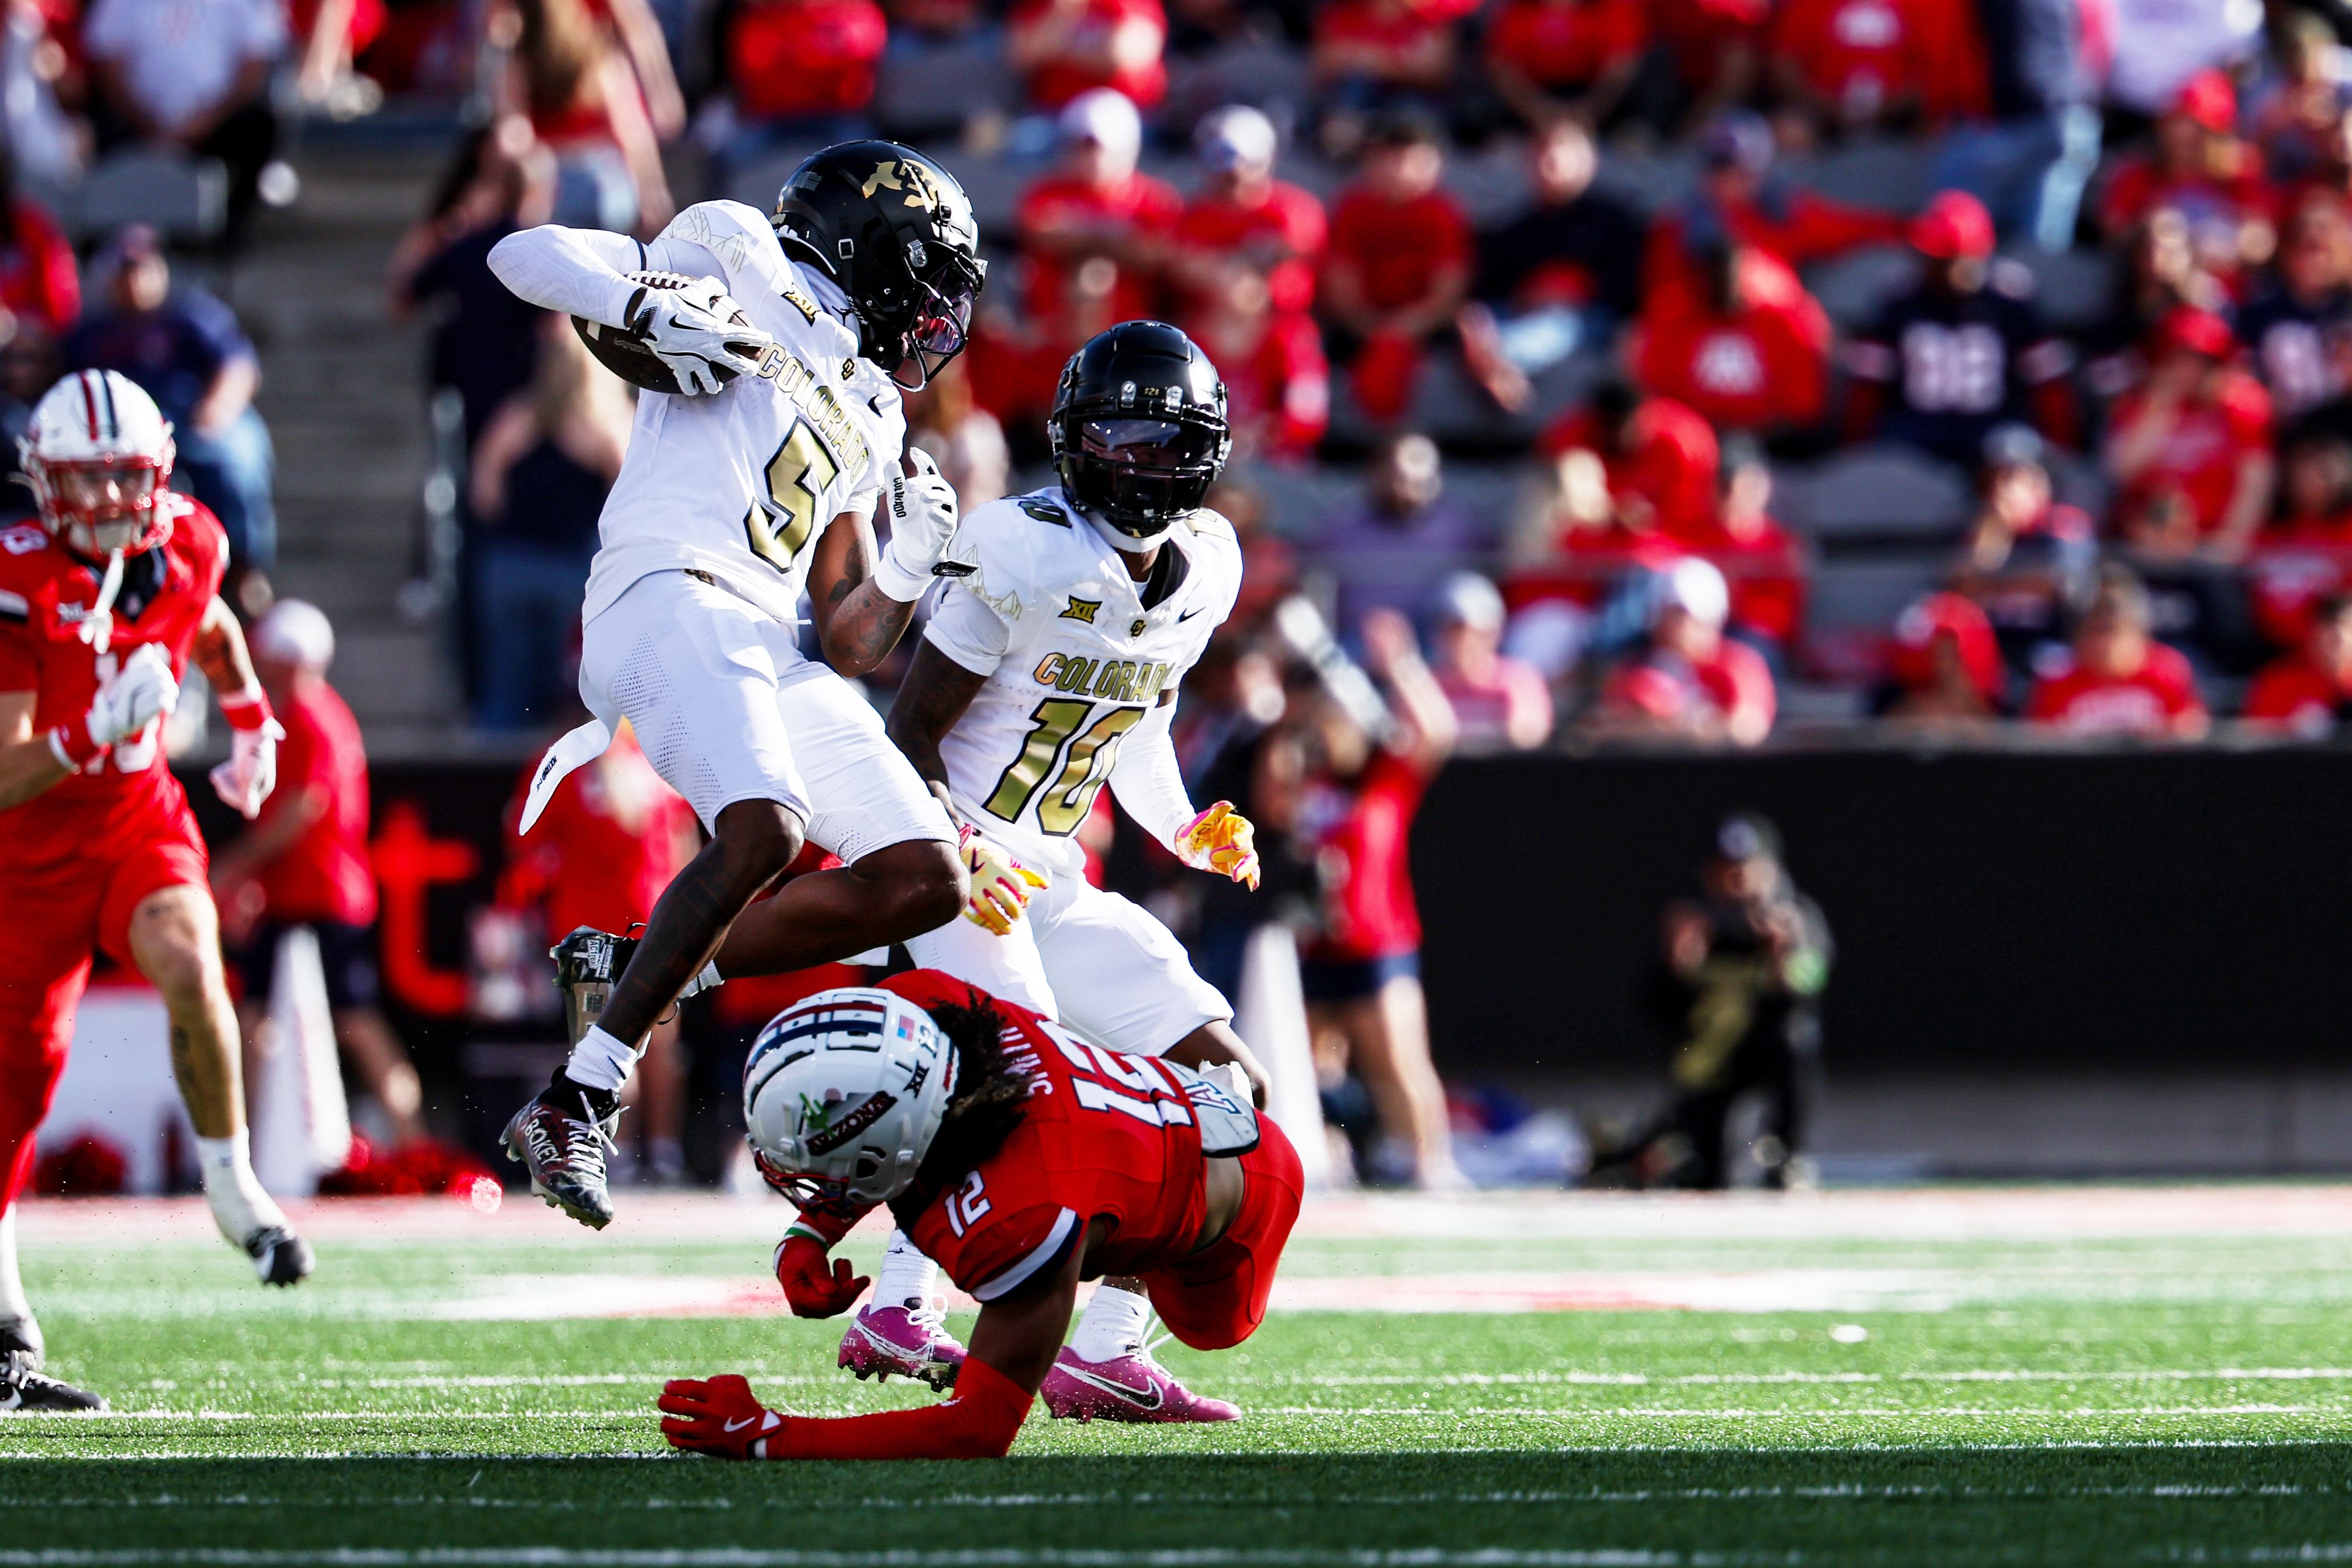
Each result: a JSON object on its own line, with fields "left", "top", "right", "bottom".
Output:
{"left": 773, "top": 1232, "right": 869, "bottom": 1318}
{"left": 658, "top": 1374, "right": 784, "bottom": 1460}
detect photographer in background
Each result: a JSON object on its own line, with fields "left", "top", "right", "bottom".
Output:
{"left": 1602, "top": 813, "right": 1832, "bottom": 1191}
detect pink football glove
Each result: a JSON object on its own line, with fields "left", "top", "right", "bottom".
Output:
{"left": 658, "top": 1374, "right": 783, "bottom": 1460}
{"left": 773, "top": 1232, "right": 868, "bottom": 1318}
{"left": 959, "top": 823, "right": 1048, "bottom": 937}
{"left": 1174, "top": 801, "right": 1260, "bottom": 889}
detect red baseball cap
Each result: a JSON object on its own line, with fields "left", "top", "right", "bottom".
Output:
{"left": 2157, "top": 304, "right": 2236, "bottom": 360}
{"left": 2173, "top": 68, "right": 2237, "bottom": 133}
{"left": 1909, "top": 189, "right": 1996, "bottom": 260}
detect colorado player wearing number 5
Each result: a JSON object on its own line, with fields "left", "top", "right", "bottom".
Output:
{"left": 658, "top": 971, "right": 1301, "bottom": 1460}
{"left": 665, "top": 322, "right": 1272, "bottom": 1422}
{"left": 484, "top": 141, "right": 990, "bottom": 1232}
{"left": 0, "top": 371, "right": 314, "bottom": 1414}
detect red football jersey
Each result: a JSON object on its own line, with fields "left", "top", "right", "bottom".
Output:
{"left": 1299, "top": 750, "right": 1432, "bottom": 963}
{"left": 2246, "top": 653, "right": 2352, "bottom": 735}
{"left": 893, "top": 969, "right": 1211, "bottom": 1299}
{"left": 0, "top": 498, "right": 226, "bottom": 869}
{"left": 2025, "top": 645, "right": 2207, "bottom": 736}
{"left": 1633, "top": 267, "right": 1833, "bottom": 432}
{"left": 1008, "top": 0, "right": 1167, "bottom": 107}
{"left": 726, "top": 0, "right": 887, "bottom": 118}
{"left": 1538, "top": 395, "right": 1721, "bottom": 539}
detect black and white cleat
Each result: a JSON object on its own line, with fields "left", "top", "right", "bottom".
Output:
{"left": 245, "top": 1225, "right": 316, "bottom": 1287}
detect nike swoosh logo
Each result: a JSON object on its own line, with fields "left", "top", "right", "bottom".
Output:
{"left": 1062, "top": 1364, "right": 1165, "bottom": 1410}
{"left": 723, "top": 1415, "right": 758, "bottom": 1432}
{"left": 1178, "top": 606, "right": 1204, "bottom": 622}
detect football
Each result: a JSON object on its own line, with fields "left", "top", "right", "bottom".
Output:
{"left": 571, "top": 271, "right": 760, "bottom": 395}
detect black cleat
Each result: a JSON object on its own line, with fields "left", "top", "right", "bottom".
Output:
{"left": 0, "top": 1347, "right": 105, "bottom": 1412}
{"left": 551, "top": 926, "right": 637, "bottom": 1047}
{"left": 244, "top": 1225, "right": 315, "bottom": 1287}
{"left": 504, "top": 1079, "right": 621, "bottom": 1230}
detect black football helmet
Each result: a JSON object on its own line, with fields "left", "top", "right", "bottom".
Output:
{"left": 1049, "top": 321, "right": 1231, "bottom": 544}
{"left": 772, "top": 141, "right": 986, "bottom": 390}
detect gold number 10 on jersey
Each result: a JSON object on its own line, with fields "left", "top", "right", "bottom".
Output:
{"left": 983, "top": 698, "right": 1146, "bottom": 835}
{"left": 744, "top": 418, "right": 841, "bottom": 572}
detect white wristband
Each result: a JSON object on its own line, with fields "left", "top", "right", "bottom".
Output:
{"left": 871, "top": 548, "right": 933, "bottom": 603}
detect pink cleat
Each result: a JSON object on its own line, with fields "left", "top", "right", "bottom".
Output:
{"left": 1038, "top": 1343, "right": 1240, "bottom": 1423}
{"left": 837, "top": 1301, "right": 965, "bottom": 1390}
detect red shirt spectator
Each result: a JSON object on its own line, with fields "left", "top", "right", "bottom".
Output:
{"left": 1595, "top": 558, "right": 1777, "bottom": 745}
{"left": 1194, "top": 303, "right": 1330, "bottom": 462}
{"left": 1632, "top": 248, "right": 1832, "bottom": 434}
{"left": 1655, "top": 0, "right": 1767, "bottom": 92}
{"left": 1538, "top": 388, "right": 1719, "bottom": 540}
{"left": 1312, "top": 0, "right": 1456, "bottom": 106}
{"left": 2024, "top": 569, "right": 2209, "bottom": 738}
{"left": 2246, "top": 597, "right": 2352, "bottom": 735}
{"left": 1007, "top": 0, "right": 1166, "bottom": 109}
{"left": 1669, "top": 453, "right": 1807, "bottom": 648}
{"left": 1302, "top": 750, "right": 1429, "bottom": 962}
{"left": 2106, "top": 307, "right": 2277, "bottom": 558}
{"left": 1017, "top": 88, "right": 1181, "bottom": 331}
{"left": 1175, "top": 111, "right": 1327, "bottom": 317}
{"left": 1327, "top": 178, "right": 1472, "bottom": 318}
{"left": 1888, "top": 590, "right": 2005, "bottom": 713}
{"left": 0, "top": 198, "right": 80, "bottom": 334}
{"left": 1485, "top": 0, "right": 1648, "bottom": 126}
{"left": 1770, "top": 0, "right": 1980, "bottom": 129}
{"left": 2098, "top": 70, "right": 2279, "bottom": 291}
{"left": 1647, "top": 115, "right": 1908, "bottom": 293}
{"left": 726, "top": 0, "right": 887, "bottom": 119}
{"left": 500, "top": 729, "right": 695, "bottom": 939}
{"left": 2245, "top": 520, "right": 2352, "bottom": 650}
{"left": 256, "top": 667, "right": 377, "bottom": 928}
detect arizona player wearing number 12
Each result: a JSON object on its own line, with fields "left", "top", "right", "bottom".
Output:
{"left": 657, "top": 970, "right": 1303, "bottom": 1461}
{"left": 689, "top": 324, "right": 1272, "bottom": 1421}
{"left": 483, "top": 141, "right": 988, "bottom": 1232}
{"left": 0, "top": 371, "right": 314, "bottom": 1413}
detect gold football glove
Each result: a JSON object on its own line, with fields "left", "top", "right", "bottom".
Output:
{"left": 959, "top": 824, "right": 1048, "bottom": 937}
{"left": 1174, "top": 801, "right": 1261, "bottom": 890}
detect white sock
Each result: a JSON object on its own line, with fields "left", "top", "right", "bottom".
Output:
{"left": 195, "top": 1130, "right": 288, "bottom": 1245}
{"left": 874, "top": 1228, "right": 939, "bottom": 1311}
{"left": 0, "top": 1207, "right": 29, "bottom": 1327}
{"left": 565, "top": 1024, "right": 637, "bottom": 1093}
{"left": 1069, "top": 1284, "right": 1152, "bottom": 1364}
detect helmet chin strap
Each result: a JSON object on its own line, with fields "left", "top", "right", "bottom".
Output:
{"left": 78, "top": 547, "right": 126, "bottom": 656}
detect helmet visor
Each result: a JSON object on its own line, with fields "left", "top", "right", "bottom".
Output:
{"left": 54, "top": 461, "right": 158, "bottom": 519}
{"left": 1080, "top": 417, "right": 1222, "bottom": 471}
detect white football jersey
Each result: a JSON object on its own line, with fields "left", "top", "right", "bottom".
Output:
{"left": 581, "top": 200, "right": 907, "bottom": 629}
{"left": 923, "top": 486, "right": 1243, "bottom": 878}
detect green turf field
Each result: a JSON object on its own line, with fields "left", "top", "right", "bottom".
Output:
{"left": 5, "top": 1189, "right": 2351, "bottom": 1566}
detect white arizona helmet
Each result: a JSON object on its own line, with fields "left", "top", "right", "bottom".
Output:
{"left": 21, "top": 369, "right": 177, "bottom": 558}
{"left": 743, "top": 987, "right": 958, "bottom": 1213}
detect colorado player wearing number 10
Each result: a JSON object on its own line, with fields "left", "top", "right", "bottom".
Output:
{"left": 483, "top": 141, "right": 990, "bottom": 1231}
{"left": 0, "top": 370, "right": 314, "bottom": 1413}
{"left": 654, "top": 322, "right": 1273, "bottom": 1422}
{"left": 657, "top": 970, "right": 1303, "bottom": 1460}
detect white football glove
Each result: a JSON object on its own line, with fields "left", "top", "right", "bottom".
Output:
{"left": 874, "top": 447, "right": 975, "bottom": 601}
{"left": 630, "top": 286, "right": 774, "bottom": 396}
{"left": 209, "top": 716, "right": 284, "bottom": 820}
{"left": 88, "top": 643, "right": 179, "bottom": 747}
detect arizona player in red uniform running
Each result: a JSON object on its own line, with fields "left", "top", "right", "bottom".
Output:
{"left": 657, "top": 969, "right": 1303, "bottom": 1458}
{"left": 0, "top": 370, "right": 315, "bottom": 1413}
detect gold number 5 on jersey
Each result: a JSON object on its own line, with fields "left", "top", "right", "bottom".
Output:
{"left": 743, "top": 417, "right": 840, "bottom": 573}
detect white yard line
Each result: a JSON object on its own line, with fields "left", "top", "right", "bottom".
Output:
{"left": 0, "top": 1551, "right": 1779, "bottom": 1567}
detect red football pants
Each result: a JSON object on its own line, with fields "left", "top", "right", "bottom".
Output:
{"left": 1142, "top": 1115, "right": 1305, "bottom": 1351}
{"left": 0, "top": 807, "right": 208, "bottom": 1214}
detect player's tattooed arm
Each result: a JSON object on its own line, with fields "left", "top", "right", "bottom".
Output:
{"left": 0, "top": 689, "right": 69, "bottom": 807}
{"left": 190, "top": 595, "right": 260, "bottom": 699}
{"left": 806, "top": 509, "right": 920, "bottom": 677}
{"left": 883, "top": 640, "right": 989, "bottom": 818}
